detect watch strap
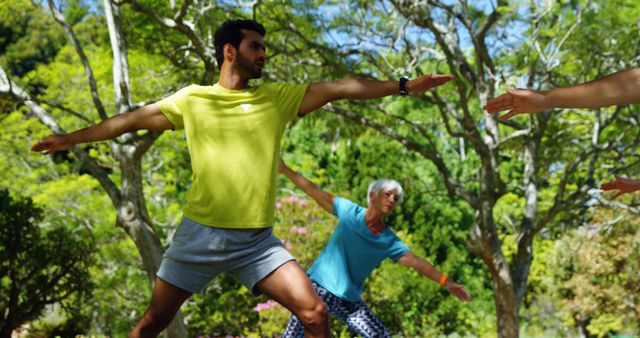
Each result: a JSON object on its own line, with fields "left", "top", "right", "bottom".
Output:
{"left": 399, "top": 77, "right": 409, "bottom": 96}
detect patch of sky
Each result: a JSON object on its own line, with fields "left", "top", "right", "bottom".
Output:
{"left": 44, "top": 0, "right": 102, "bottom": 14}
{"left": 585, "top": 187, "right": 601, "bottom": 207}
{"left": 548, "top": 161, "right": 565, "bottom": 173}
{"left": 432, "top": 0, "right": 529, "bottom": 52}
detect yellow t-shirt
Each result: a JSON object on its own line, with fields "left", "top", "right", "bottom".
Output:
{"left": 157, "top": 83, "right": 308, "bottom": 228}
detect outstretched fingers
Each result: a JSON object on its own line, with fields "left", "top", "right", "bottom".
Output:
{"left": 450, "top": 284, "right": 472, "bottom": 302}
{"left": 484, "top": 93, "right": 514, "bottom": 114}
{"left": 600, "top": 175, "right": 635, "bottom": 199}
{"left": 409, "top": 73, "right": 454, "bottom": 93}
{"left": 498, "top": 109, "right": 522, "bottom": 121}
{"left": 30, "top": 141, "right": 48, "bottom": 152}
{"left": 31, "top": 135, "right": 69, "bottom": 155}
{"left": 31, "top": 141, "right": 57, "bottom": 154}
{"left": 431, "top": 74, "right": 455, "bottom": 86}
{"left": 600, "top": 180, "right": 619, "bottom": 191}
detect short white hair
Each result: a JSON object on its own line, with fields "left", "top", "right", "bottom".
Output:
{"left": 367, "top": 179, "right": 404, "bottom": 205}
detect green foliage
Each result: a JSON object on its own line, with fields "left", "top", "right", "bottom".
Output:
{"left": 0, "top": 189, "right": 94, "bottom": 338}
{"left": 556, "top": 206, "right": 638, "bottom": 336}
{"left": 522, "top": 203, "right": 640, "bottom": 337}
{"left": 0, "top": 0, "right": 65, "bottom": 77}
{"left": 62, "top": 0, "right": 90, "bottom": 25}
{"left": 1, "top": 0, "right": 638, "bottom": 336}
{"left": 0, "top": 13, "right": 184, "bottom": 332}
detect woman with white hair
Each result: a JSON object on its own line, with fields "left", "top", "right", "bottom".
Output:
{"left": 279, "top": 159, "right": 471, "bottom": 338}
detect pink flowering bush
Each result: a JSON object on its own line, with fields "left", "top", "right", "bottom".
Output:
{"left": 280, "top": 238, "right": 293, "bottom": 250}
{"left": 290, "top": 226, "right": 308, "bottom": 235}
{"left": 274, "top": 192, "right": 336, "bottom": 268}
{"left": 280, "top": 194, "right": 310, "bottom": 207}
{"left": 252, "top": 300, "right": 281, "bottom": 312}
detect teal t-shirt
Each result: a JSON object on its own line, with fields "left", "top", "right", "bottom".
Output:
{"left": 307, "top": 197, "right": 410, "bottom": 302}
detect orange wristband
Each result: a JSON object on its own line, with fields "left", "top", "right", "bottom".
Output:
{"left": 439, "top": 274, "right": 448, "bottom": 287}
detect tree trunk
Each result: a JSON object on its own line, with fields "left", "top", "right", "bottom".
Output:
{"left": 116, "top": 146, "right": 187, "bottom": 338}
{"left": 469, "top": 196, "right": 520, "bottom": 338}
{"left": 472, "top": 225, "right": 521, "bottom": 338}
{"left": 103, "top": 0, "right": 187, "bottom": 334}
{"left": 492, "top": 272, "right": 520, "bottom": 338}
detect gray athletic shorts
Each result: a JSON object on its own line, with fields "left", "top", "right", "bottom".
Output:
{"left": 157, "top": 216, "right": 295, "bottom": 295}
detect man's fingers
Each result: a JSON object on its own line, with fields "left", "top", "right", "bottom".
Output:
{"left": 486, "top": 101, "right": 515, "bottom": 114}
{"left": 33, "top": 144, "right": 54, "bottom": 153}
{"left": 32, "top": 142, "right": 59, "bottom": 155}
{"left": 31, "top": 135, "right": 68, "bottom": 155}
{"left": 484, "top": 95, "right": 513, "bottom": 112}
{"left": 498, "top": 110, "right": 520, "bottom": 121}
{"left": 31, "top": 142, "right": 45, "bottom": 152}
{"left": 435, "top": 77, "right": 453, "bottom": 85}
{"left": 485, "top": 93, "right": 510, "bottom": 105}
{"left": 431, "top": 74, "right": 454, "bottom": 80}
{"left": 435, "top": 74, "right": 454, "bottom": 82}
{"left": 428, "top": 74, "right": 454, "bottom": 88}
{"left": 506, "top": 88, "right": 522, "bottom": 96}
{"left": 600, "top": 182, "right": 616, "bottom": 191}
{"left": 409, "top": 74, "right": 455, "bottom": 92}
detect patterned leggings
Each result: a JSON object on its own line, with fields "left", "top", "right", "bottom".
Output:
{"left": 282, "top": 279, "right": 391, "bottom": 338}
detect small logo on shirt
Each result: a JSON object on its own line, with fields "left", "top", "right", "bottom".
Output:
{"left": 240, "top": 104, "right": 252, "bottom": 112}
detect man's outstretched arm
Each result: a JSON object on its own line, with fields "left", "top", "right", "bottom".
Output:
{"left": 298, "top": 74, "right": 454, "bottom": 116}
{"left": 31, "top": 103, "right": 174, "bottom": 155}
{"left": 278, "top": 159, "right": 334, "bottom": 214}
{"left": 397, "top": 252, "right": 472, "bottom": 302}
{"left": 484, "top": 67, "right": 640, "bottom": 121}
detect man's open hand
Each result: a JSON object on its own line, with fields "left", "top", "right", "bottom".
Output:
{"left": 407, "top": 74, "right": 454, "bottom": 94}
{"left": 484, "top": 89, "right": 549, "bottom": 121}
{"left": 31, "top": 134, "right": 71, "bottom": 155}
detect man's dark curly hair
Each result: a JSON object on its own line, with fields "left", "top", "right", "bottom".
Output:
{"left": 214, "top": 19, "right": 266, "bottom": 69}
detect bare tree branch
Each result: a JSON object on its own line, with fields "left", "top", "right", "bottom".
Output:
{"left": 36, "top": 99, "right": 94, "bottom": 125}
{"left": 104, "top": 0, "right": 134, "bottom": 113}
{"left": 46, "top": 0, "right": 108, "bottom": 121}
{"left": 596, "top": 198, "right": 640, "bottom": 215}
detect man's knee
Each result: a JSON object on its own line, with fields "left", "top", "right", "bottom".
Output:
{"left": 297, "top": 298, "right": 329, "bottom": 330}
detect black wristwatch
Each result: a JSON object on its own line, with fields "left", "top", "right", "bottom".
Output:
{"left": 399, "top": 77, "right": 409, "bottom": 96}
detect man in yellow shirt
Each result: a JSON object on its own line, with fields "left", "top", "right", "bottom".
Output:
{"left": 32, "top": 19, "right": 453, "bottom": 337}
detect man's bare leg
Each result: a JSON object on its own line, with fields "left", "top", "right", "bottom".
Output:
{"left": 129, "top": 278, "right": 192, "bottom": 338}
{"left": 255, "top": 260, "right": 330, "bottom": 338}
